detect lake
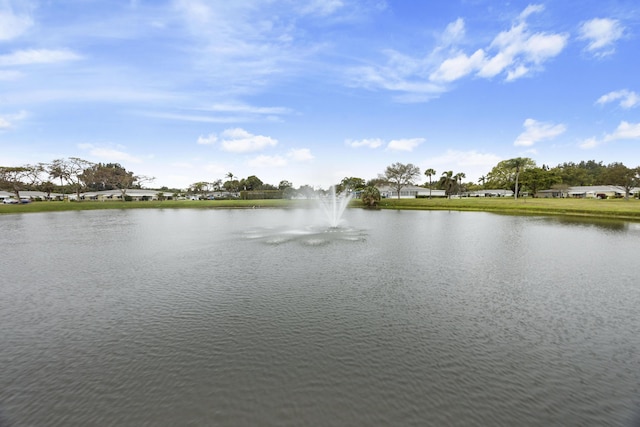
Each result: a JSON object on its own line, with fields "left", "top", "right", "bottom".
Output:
{"left": 1, "top": 208, "right": 639, "bottom": 426}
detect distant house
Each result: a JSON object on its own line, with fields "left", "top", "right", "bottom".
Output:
{"left": 466, "top": 189, "right": 514, "bottom": 197}
{"left": 80, "top": 189, "right": 169, "bottom": 201}
{"left": 377, "top": 185, "right": 446, "bottom": 198}
{"left": 536, "top": 186, "right": 639, "bottom": 199}
{"left": 0, "top": 190, "right": 64, "bottom": 201}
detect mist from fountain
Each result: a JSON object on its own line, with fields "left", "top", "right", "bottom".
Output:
{"left": 317, "top": 186, "right": 353, "bottom": 228}
{"left": 242, "top": 186, "right": 363, "bottom": 246}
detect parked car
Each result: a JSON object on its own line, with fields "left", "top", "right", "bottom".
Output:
{"left": 20, "top": 198, "right": 31, "bottom": 204}
{"left": 3, "top": 198, "right": 18, "bottom": 204}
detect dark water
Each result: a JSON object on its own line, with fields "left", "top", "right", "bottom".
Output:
{"left": 1, "top": 209, "right": 639, "bottom": 426}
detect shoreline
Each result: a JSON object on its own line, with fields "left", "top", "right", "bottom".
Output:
{"left": 2, "top": 198, "right": 640, "bottom": 222}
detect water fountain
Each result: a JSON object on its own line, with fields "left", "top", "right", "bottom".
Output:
{"left": 317, "top": 186, "right": 353, "bottom": 228}
{"left": 242, "top": 186, "right": 364, "bottom": 245}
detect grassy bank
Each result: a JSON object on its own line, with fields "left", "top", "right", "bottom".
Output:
{"left": 373, "top": 197, "right": 640, "bottom": 221}
{"left": 2, "top": 197, "right": 640, "bottom": 221}
{"left": 0, "top": 198, "right": 313, "bottom": 214}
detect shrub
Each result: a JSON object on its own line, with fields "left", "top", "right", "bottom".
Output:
{"left": 361, "top": 186, "right": 381, "bottom": 208}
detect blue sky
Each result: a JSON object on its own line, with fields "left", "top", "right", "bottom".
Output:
{"left": 1, "top": 0, "right": 639, "bottom": 189}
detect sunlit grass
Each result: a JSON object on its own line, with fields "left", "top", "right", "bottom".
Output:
{"left": 369, "top": 197, "right": 640, "bottom": 221}
{"left": 2, "top": 197, "right": 639, "bottom": 221}
{"left": 0, "top": 198, "right": 313, "bottom": 214}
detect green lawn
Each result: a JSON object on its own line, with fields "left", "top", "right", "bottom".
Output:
{"left": 373, "top": 196, "right": 640, "bottom": 221}
{"left": 0, "top": 198, "right": 312, "bottom": 214}
{"left": 2, "top": 197, "right": 640, "bottom": 221}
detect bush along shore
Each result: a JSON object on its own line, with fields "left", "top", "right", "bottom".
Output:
{"left": 2, "top": 197, "right": 640, "bottom": 222}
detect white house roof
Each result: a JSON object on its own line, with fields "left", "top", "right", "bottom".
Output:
{"left": 81, "top": 189, "right": 166, "bottom": 197}
{"left": 567, "top": 185, "right": 637, "bottom": 194}
{"left": 474, "top": 189, "right": 514, "bottom": 196}
{"left": 0, "top": 190, "right": 64, "bottom": 199}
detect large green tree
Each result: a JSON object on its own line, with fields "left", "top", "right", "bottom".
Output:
{"left": 338, "top": 177, "right": 365, "bottom": 193}
{"left": 0, "top": 166, "right": 30, "bottom": 199}
{"left": 81, "top": 163, "right": 153, "bottom": 200}
{"left": 48, "top": 158, "right": 72, "bottom": 196}
{"left": 64, "top": 157, "right": 94, "bottom": 199}
{"left": 520, "top": 167, "right": 561, "bottom": 196}
{"left": 241, "top": 175, "right": 263, "bottom": 191}
{"left": 601, "top": 163, "right": 639, "bottom": 199}
{"left": 383, "top": 162, "right": 421, "bottom": 199}
{"left": 487, "top": 157, "right": 536, "bottom": 198}
{"left": 439, "top": 170, "right": 455, "bottom": 198}
{"left": 189, "top": 181, "right": 209, "bottom": 195}
{"left": 508, "top": 157, "right": 534, "bottom": 199}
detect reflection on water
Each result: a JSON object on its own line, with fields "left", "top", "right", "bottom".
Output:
{"left": 550, "top": 215, "right": 633, "bottom": 232}
{"left": 241, "top": 225, "right": 367, "bottom": 246}
{"left": 1, "top": 209, "right": 640, "bottom": 426}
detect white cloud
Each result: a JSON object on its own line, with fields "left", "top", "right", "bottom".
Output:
{"left": 604, "top": 121, "right": 640, "bottom": 142}
{"left": 426, "top": 4, "right": 568, "bottom": 88}
{"left": 0, "top": 9, "right": 33, "bottom": 41}
{"left": 440, "top": 18, "right": 466, "bottom": 47}
{"left": 345, "top": 138, "right": 384, "bottom": 148}
{"left": 579, "top": 18, "right": 624, "bottom": 56}
{"left": 0, "top": 49, "right": 81, "bottom": 66}
{"left": 300, "top": 0, "right": 344, "bottom": 16}
{"left": 247, "top": 155, "right": 287, "bottom": 168}
{"left": 579, "top": 137, "right": 599, "bottom": 149}
{"left": 387, "top": 138, "right": 424, "bottom": 151}
{"left": 523, "top": 32, "right": 567, "bottom": 64}
{"left": 519, "top": 4, "right": 545, "bottom": 20}
{"left": 197, "top": 133, "right": 218, "bottom": 145}
{"left": 0, "top": 110, "right": 28, "bottom": 129}
{"left": 430, "top": 49, "right": 485, "bottom": 83}
{"left": 171, "top": 1, "right": 325, "bottom": 96}
{"left": 206, "top": 103, "right": 292, "bottom": 116}
{"left": 350, "top": 51, "right": 446, "bottom": 102}
{"left": 77, "top": 143, "right": 142, "bottom": 163}
{"left": 514, "top": 118, "right": 566, "bottom": 147}
{"left": 506, "top": 64, "right": 529, "bottom": 81}
{"left": 287, "top": 148, "right": 314, "bottom": 161}
{"left": 477, "top": 18, "right": 568, "bottom": 81}
{"left": 579, "top": 121, "right": 640, "bottom": 149}
{"left": 596, "top": 90, "right": 639, "bottom": 109}
{"left": 220, "top": 128, "right": 278, "bottom": 153}
{"left": 428, "top": 149, "right": 503, "bottom": 182}
{"left": 140, "top": 112, "right": 247, "bottom": 124}
{"left": 148, "top": 103, "right": 292, "bottom": 125}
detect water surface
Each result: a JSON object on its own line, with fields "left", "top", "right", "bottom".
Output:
{"left": 1, "top": 209, "right": 639, "bottom": 426}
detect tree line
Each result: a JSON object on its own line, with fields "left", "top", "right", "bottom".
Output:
{"left": 2, "top": 156, "right": 639, "bottom": 202}
{"left": 375, "top": 158, "right": 640, "bottom": 201}
{"left": 0, "top": 158, "right": 153, "bottom": 200}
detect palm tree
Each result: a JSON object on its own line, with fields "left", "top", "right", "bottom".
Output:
{"left": 211, "top": 179, "right": 223, "bottom": 191}
{"left": 440, "top": 171, "right": 455, "bottom": 198}
{"left": 478, "top": 175, "right": 486, "bottom": 188}
{"left": 424, "top": 168, "right": 436, "bottom": 198}
{"left": 49, "top": 158, "right": 70, "bottom": 198}
{"left": 225, "top": 172, "right": 236, "bottom": 192}
{"left": 361, "top": 186, "right": 381, "bottom": 208}
{"left": 508, "top": 158, "right": 528, "bottom": 199}
{"left": 454, "top": 172, "right": 466, "bottom": 195}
